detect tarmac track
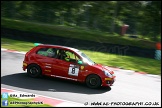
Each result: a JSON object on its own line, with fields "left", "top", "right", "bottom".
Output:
{"left": 1, "top": 51, "right": 161, "bottom": 107}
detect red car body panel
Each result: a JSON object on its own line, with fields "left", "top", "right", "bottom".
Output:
{"left": 23, "top": 44, "right": 116, "bottom": 87}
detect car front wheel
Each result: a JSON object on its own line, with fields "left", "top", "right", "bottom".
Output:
{"left": 86, "top": 74, "right": 101, "bottom": 89}
{"left": 27, "top": 64, "right": 42, "bottom": 78}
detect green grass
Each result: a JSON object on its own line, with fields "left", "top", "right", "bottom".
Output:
{"left": 1, "top": 37, "right": 161, "bottom": 75}
{"left": 1, "top": 96, "right": 52, "bottom": 107}
{"left": 1, "top": 18, "right": 156, "bottom": 49}
{"left": 83, "top": 50, "right": 161, "bottom": 75}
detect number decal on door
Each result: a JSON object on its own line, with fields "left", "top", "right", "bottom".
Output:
{"left": 71, "top": 67, "right": 75, "bottom": 74}
{"left": 68, "top": 64, "right": 79, "bottom": 76}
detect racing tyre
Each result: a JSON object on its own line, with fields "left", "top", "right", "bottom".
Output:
{"left": 27, "top": 64, "right": 42, "bottom": 78}
{"left": 86, "top": 74, "right": 101, "bottom": 89}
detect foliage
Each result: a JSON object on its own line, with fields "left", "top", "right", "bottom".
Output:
{"left": 1, "top": 1, "right": 161, "bottom": 41}
{"left": 1, "top": 18, "right": 156, "bottom": 49}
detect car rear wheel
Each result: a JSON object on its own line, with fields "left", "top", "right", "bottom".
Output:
{"left": 86, "top": 74, "right": 101, "bottom": 89}
{"left": 27, "top": 64, "right": 42, "bottom": 78}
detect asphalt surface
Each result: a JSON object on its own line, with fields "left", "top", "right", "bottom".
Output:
{"left": 1, "top": 51, "right": 161, "bottom": 107}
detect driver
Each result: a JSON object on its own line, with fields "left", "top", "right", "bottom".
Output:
{"left": 62, "top": 51, "right": 70, "bottom": 61}
{"left": 58, "top": 50, "right": 70, "bottom": 61}
{"left": 64, "top": 54, "right": 70, "bottom": 61}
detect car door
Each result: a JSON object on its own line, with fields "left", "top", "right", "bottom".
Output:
{"left": 56, "top": 49, "right": 81, "bottom": 80}
{"left": 50, "top": 49, "right": 69, "bottom": 77}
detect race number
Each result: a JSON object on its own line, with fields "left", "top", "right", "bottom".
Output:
{"left": 68, "top": 64, "right": 79, "bottom": 76}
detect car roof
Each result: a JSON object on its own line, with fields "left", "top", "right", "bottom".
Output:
{"left": 38, "top": 44, "right": 80, "bottom": 52}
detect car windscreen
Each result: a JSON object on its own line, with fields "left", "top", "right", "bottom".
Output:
{"left": 77, "top": 51, "right": 95, "bottom": 65}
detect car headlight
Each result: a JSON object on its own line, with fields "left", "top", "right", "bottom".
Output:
{"left": 103, "top": 70, "right": 112, "bottom": 77}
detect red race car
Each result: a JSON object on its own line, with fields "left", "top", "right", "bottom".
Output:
{"left": 23, "top": 44, "right": 116, "bottom": 88}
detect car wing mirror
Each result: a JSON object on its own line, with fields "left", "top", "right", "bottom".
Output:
{"left": 77, "top": 60, "right": 83, "bottom": 65}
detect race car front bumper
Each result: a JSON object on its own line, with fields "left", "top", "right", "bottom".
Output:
{"left": 102, "top": 76, "right": 116, "bottom": 87}
{"left": 22, "top": 62, "right": 27, "bottom": 71}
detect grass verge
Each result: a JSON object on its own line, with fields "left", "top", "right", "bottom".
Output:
{"left": 1, "top": 37, "right": 161, "bottom": 75}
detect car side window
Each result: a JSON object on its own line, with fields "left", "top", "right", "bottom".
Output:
{"left": 60, "top": 50, "right": 80, "bottom": 63}
{"left": 36, "top": 48, "right": 58, "bottom": 58}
